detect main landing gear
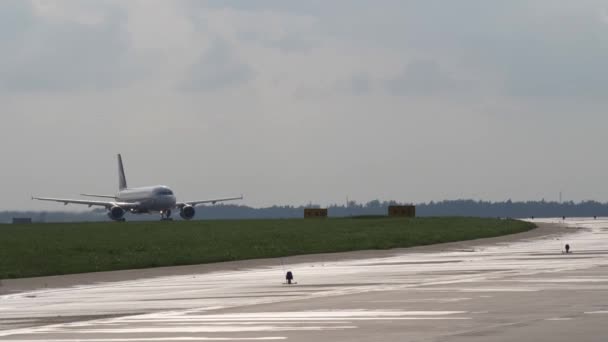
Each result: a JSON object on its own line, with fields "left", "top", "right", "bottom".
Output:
{"left": 160, "top": 210, "right": 173, "bottom": 221}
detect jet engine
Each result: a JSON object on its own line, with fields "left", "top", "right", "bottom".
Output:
{"left": 180, "top": 205, "right": 195, "bottom": 220}
{"left": 108, "top": 206, "right": 126, "bottom": 221}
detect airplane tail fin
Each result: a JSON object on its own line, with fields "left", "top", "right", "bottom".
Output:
{"left": 118, "top": 154, "right": 128, "bottom": 190}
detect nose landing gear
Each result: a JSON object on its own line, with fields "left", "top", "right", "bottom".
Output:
{"left": 160, "top": 209, "right": 173, "bottom": 221}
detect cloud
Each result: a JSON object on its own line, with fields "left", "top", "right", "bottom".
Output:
{"left": 385, "top": 60, "right": 457, "bottom": 96}
{"left": 179, "top": 39, "right": 254, "bottom": 91}
{"left": 186, "top": 0, "right": 333, "bottom": 15}
{"left": 202, "top": 1, "right": 608, "bottom": 100}
{"left": 0, "top": 1, "right": 33, "bottom": 45}
{"left": 498, "top": 25, "right": 608, "bottom": 98}
{"left": 254, "top": 33, "right": 316, "bottom": 53}
{"left": 332, "top": 73, "right": 373, "bottom": 96}
{"left": 391, "top": 1, "right": 608, "bottom": 99}
{"left": 0, "top": 1, "right": 136, "bottom": 92}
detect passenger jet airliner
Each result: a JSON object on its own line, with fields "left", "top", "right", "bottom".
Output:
{"left": 32, "top": 154, "right": 242, "bottom": 221}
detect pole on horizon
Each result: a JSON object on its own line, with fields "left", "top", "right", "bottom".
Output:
{"left": 346, "top": 196, "right": 351, "bottom": 217}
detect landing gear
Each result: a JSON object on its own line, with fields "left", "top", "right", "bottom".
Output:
{"left": 160, "top": 210, "right": 173, "bottom": 221}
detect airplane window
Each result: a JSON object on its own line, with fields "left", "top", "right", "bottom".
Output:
{"left": 156, "top": 189, "right": 173, "bottom": 195}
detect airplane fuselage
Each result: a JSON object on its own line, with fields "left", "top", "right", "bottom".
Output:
{"left": 116, "top": 186, "right": 177, "bottom": 213}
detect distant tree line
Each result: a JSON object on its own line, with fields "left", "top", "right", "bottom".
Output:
{"left": 1, "top": 199, "right": 608, "bottom": 223}
{"left": 415, "top": 199, "right": 607, "bottom": 218}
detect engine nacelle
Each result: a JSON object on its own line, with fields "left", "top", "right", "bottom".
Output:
{"left": 107, "top": 206, "right": 126, "bottom": 221}
{"left": 180, "top": 205, "right": 195, "bottom": 220}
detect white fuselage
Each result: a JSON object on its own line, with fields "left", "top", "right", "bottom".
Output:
{"left": 116, "top": 185, "right": 177, "bottom": 213}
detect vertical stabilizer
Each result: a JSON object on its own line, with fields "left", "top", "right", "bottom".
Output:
{"left": 118, "top": 154, "right": 128, "bottom": 190}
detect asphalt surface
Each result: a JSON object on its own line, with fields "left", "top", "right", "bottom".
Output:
{"left": 1, "top": 218, "right": 607, "bottom": 341}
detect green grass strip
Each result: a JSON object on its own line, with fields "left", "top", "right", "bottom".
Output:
{"left": 0, "top": 217, "right": 534, "bottom": 279}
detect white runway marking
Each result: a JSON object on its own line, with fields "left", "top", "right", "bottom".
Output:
{"left": 514, "top": 277, "right": 608, "bottom": 283}
{"left": 0, "top": 338, "right": 287, "bottom": 342}
{"left": 584, "top": 311, "right": 608, "bottom": 314}
{"left": 0, "top": 310, "right": 470, "bottom": 338}
{"left": 2, "top": 218, "right": 608, "bottom": 341}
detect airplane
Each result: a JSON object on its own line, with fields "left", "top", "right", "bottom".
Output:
{"left": 32, "top": 154, "right": 243, "bottom": 221}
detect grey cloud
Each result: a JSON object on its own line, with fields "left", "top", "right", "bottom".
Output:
{"left": 394, "top": 1, "right": 608, "bottom": 98}
{"left": 334, "top": 73, "right": 373, "bottom": 96}
{"left": 187, "top": 0, "right": 335, "bottom": 15}
{"left": 0, "top": 2, "right": 134, "bottom": 92}
{"left": 265, "top": 34, "right": 315, "bottom": 53}
{"left": 197, "top": 0, "right": 608, "bottom": 99}
{"left": 184, "top": 2, "right": 318, "bottom": 54}
{"left": 235, "top": 30, "right": 315, "bottom": 53}
{"left": 348, "top": 74, "right": 372, "bottom": 95}
{"left": 499, "top": 28, "right": 608, "bottom": 98}
{"left": 192, "top": 0, "right": 409, "bottom": 18}
{"left": 386, "top": 60, "right": 456, "bottom": 96}
{"left": 180, "top": 40, "right": 254, "bottom": 91}
{"left": 0, "top": 1, "right": 33, "bottom": 45}
{"left": 294, "top": 73, "right": 373, "bottom": 100}
{"left": 381, "top": 1, "right": 608, "bottom": 99}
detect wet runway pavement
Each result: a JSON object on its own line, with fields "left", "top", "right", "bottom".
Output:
{"left": 1, "top": 218, "right": 608, "bottom": 341}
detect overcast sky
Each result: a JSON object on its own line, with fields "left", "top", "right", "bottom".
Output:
{"left": 2, "top": 0, "right": 608, "bottom": 211}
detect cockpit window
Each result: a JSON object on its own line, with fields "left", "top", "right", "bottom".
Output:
{"left": 155, "top": 189, "right": 174, "bottom": 196}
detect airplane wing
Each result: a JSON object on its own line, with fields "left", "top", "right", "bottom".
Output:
{"left": 80, "top": 193, "right": 117, "bottom": 199}
{"left": 32, "top": 196, "right": 140, "bottom": 209}
{"left": 177, "top": 195, "right": 243, "bottom": 208}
